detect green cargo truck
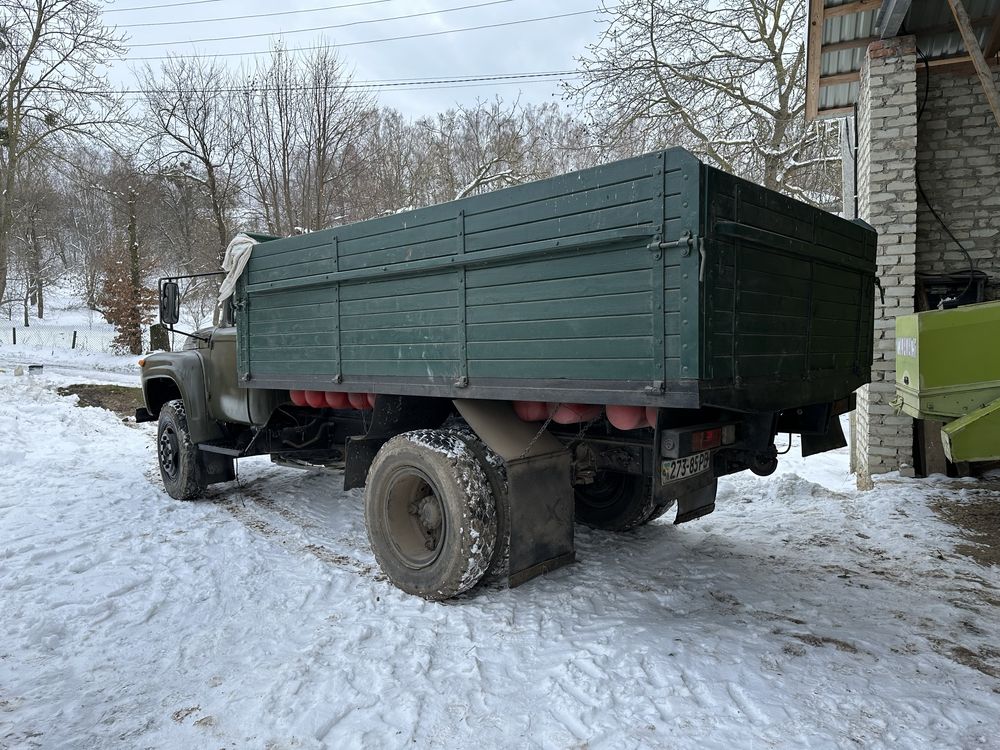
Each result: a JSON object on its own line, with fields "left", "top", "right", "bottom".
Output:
{"left": 138, "top": 148, "right": 876, "bottom": 600}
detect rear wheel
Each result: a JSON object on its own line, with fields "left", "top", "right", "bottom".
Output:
{"left": 440, "top": 425, "right": 510, "bottom": 583}
{"left": 574, "top": 471, "right": 653, "bottom": 531}
{"left": 157, "top": 399, "right": 207, "bottom": 500}
{"left": 574, "top": 471, "right": 673, "bottom": 531}
{"left": 364, "top": 430, "right": 498, "bottom": 600}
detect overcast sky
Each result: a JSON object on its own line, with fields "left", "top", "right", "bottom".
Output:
{"left": 104, "top": 0, "right": 605, "bottom": 118}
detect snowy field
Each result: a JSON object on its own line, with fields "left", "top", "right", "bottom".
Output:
{"left": 1, "top": 354, "right": 999, "bottom": 749}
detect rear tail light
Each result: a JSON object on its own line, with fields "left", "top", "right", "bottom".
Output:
{"left": 691, "top": 428, "right": 722, "bottom": 451}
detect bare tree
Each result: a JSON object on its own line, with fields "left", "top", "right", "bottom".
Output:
{"left": 57, "top": 146, "right": 118, "bottom": 309}
{"left": 0, "top": 0, "right": 125, "bottom": 305}
{"left": 139, "top": 56, "right": 242, "bottom": 263}
{"left": 569, "top": 0, "right": 840, "bottom": 206}
{"left": 407, "top": 98, "right": 601, "bottom": 205}
{"left": 348, "top": 107, "right": 422, "bottom": 218}
{"left": 96, "top": 157, "right": 157, "bottom": 355}
{"left": 413, "top": 98, "right": 543, "bottom": 203}
{"left": 237, "top": 45, "right": 372, "bottom": 234}
{"left": 10, "top": 156, "right": 60, "bottom": 321}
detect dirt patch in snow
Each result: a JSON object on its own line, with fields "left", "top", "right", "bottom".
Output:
{"left": 932, "top": 491, "right": 1000, "bottom": 567}
{"left": 57, "top": 383, "right": 142, "bottom": 419}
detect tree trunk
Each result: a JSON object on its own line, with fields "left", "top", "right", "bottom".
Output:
{"left": 126, "top": 187, "right": 143, "bottom": 356}
{"left": 29, "top": 220, "right": 43, "bottom": 319}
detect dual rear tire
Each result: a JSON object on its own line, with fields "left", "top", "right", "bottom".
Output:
{"left": 574, "top": 471, "right": 675, "bottom": 531}
{"left": 365, "top": 430, "right": 674, "bottom": 600}
{"left": 364, "top": 430, "right": 502, "bottom": 601}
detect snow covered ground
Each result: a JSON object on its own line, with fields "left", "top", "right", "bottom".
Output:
{"left": 1, "top": 356, "right": 998, "bottom": 749}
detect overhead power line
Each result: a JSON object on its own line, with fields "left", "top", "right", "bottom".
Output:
{"left": 126, "top": 8, "right": 602, "bottom": 61}
{"left": 122, "top": 70, "right": 578, "bottom": 95}
{"left": 129, "top": 0, "right": 516, "bottom": 47}
{"left": 108, "top": 0, "right": 238, "bottom": 12}
{"left": 117, "top": 0, "right": 401, "bottom": 28}
{"left": 71, "top": 71, "right": 580, "bottom": 100}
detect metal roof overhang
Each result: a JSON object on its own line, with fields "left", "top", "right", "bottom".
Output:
{"left": 806, "top": 0, "right": 1000, "bottom": 119}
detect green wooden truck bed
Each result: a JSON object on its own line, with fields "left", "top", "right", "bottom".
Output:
{"left": 234, "top": 148, "right": 876, "bottom": 412}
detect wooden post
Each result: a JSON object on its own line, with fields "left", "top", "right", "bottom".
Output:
{"left": 945, "top": 0, "right": 1000, "bottom": 129}
{"left": 11, "top": 327, "right": 15, "bottom": 345}
{"left": 72, "top": 330, "right": 77, "bottom": 349}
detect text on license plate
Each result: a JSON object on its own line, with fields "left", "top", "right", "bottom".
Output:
{"left": 661, "top": 451, "right": 712, "bottom": 484}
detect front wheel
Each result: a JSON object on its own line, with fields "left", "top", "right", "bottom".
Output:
{"left": 364, "top": 430, "right": 498, "bottom": 600}
{"left": 575, "top": 471, "right": 672, "bottom": 531}
{"left": 157, "top": 399, "right": 207, "bottom": 500}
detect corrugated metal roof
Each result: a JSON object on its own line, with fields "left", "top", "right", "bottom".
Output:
{"left": 810, "top": 0, "right": 1000, "bottom": 118}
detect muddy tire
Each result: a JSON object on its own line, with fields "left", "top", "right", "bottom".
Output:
{"left": 574, "top": 471, "right": 661, "bottom": 531}
{"left": 364, "top": 430, "right": 498, "bottom": 600}
{"left": 440, "top": 425, "right": 510, "bottom": 583}
{"left": 157, "top": 399, "right": 207, "bottom": 501}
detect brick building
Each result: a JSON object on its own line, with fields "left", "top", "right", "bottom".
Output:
{"left": 805, "top": 1, "right": 1000, "bottom": 485}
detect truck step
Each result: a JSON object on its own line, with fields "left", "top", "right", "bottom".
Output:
{"left": 198, "top": 442, "right": 243, "bottom": 457}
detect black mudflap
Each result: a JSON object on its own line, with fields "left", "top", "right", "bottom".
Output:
{"left": 801, "top": 416, "right": 848, "bottom": 458}
{"left": 506, "top": 450, "right": 576, "bottom": 587}
{"left": 453, "top": 399, "right": 576, "bottom": 588}
{"left": 673, "top": 478, "right": 718, "bottom": 524}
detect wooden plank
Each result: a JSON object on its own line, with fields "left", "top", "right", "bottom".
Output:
{"left": 824, "top": 0, "right": 883, "bottom": 19}
{"left": 339, "top": 238, "right": 457, "bottom": 272}
{"left": 341, "top": 326, "right": 459, "bottom": 345}
{"left": 340, "top": 290, "right": 460, "bottom": 316}
{"left": 807, "top": 0, "right": 826, "bottom": 121}
{"left": 249, "top": 304, "right": 338, "bottom": 323}
{"left": 468, "top": 269, "right": 649, "bottom": 306}
{"left": 251, "top": 241, "right": 340, "bottom": 271}
{"left": 463, "top": 202, "right": 657, "bottom": 254}
{"left": 736, "top": 312, "right": 810, "bottom": 336}
{"left": 738, "top": 290, "right": 811, "bottom": 317}
{"left": 467, "top": 358, "right": 654, "bottom": 381}
{"left": 341, "top": 360, "right": 457, "bottom": 378}
{"left": 252, "top": 345, "right": 339, "bottom": 362}
{"left": 249, "top": 256, "right": 337, "bottom": 285}
{"left": 467, "top": 246, "right": 649, "bottom": 288}
{"left": 464, "top": 176, "right": 660, "bottom": 234}
{"left": 340, "top": 308, "right": 458, "bottom": 330}
{"left": 821, "top": 36, "right": 879, "bottom": 53}
{"left": 338, "top": 216, "right": 456, "bottom": 257}
{"left": 341, "top": 343, "right": 460, "bottom": 361}
{"left": 946, "top": 0, "right": 1000, "bottom": 129}
{"left": 816, "top": 104, "right": 860, "bottom": 119}
{"left": 249, "top": 332, "right": 337, "bottom": 348}
{"left": 252, "top": 360, "right": 339, "bottom": 376}
{"left": 251, "top": 318, "right": 336, "bottom": 336}
{"left": 819, "top": 71, "right": 861, "bottom": 87}
{"left": 468, "top": 314, "right": 652, "bottom": 342}
{"left": 468, "top": 291, "right": 651, "bottom": 324}
{"left": 467, "top": 338, "right": 653, "bottom": 361}
{"left": 735, "top": 354, "right": 808, "bottom": 379}
{"left": 340, "top": 273, "right": 455, "bottom": 300}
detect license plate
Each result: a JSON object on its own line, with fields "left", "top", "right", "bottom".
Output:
{"left": 661, "top": 451, "right": 712, "bottom": 484}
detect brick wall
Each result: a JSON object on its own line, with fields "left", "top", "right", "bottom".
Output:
{"left": 915, "top": 68, "right": 1000, "bottom": 298}
{"left": 853, "top": 36, "right": 918, "bottom": 484}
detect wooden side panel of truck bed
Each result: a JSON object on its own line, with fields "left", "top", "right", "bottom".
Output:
{"left": 235, "top": 148, "right": 876, "bottom": 412}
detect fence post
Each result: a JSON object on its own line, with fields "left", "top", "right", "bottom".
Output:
{"left": 11, "top": 328, "right": 15, "bottom": 345}
{"left": 72, "top": 331, "right": 77, "bottom": 349}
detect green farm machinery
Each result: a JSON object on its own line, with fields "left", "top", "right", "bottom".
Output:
{"left": 895, "top": 300, "right": 1000, "bottom": 464}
